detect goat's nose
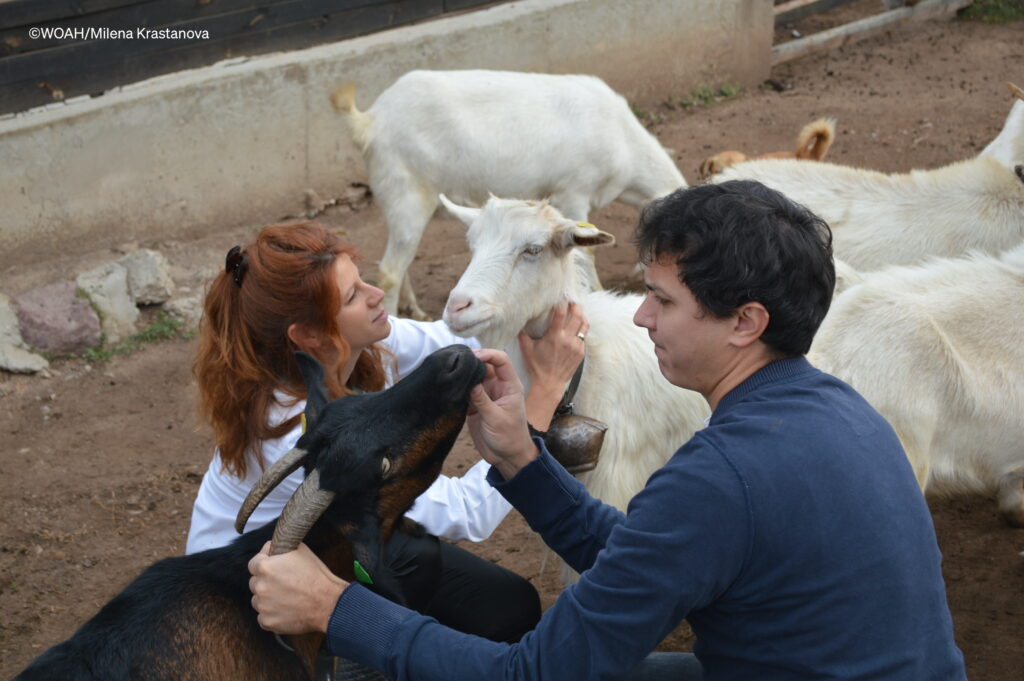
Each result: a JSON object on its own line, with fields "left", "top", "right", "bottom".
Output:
{"left": 446, "top": 294, "right": 473, "bottom": 316}
{"left": 446, "top": 350, "right": 462, "bottom": 373}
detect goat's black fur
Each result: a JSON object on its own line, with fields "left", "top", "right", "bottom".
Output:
{"left": 14, "top": 345, "right": 485, "bottom": 681}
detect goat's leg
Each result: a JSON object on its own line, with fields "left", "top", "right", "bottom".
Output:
{"left": 997, "top": 466, "right": 1024, "bottom": 528}
{"left": 399, "top": 272, "right": 430, "bottom": 321}
{"left": 375, "top": 178, "right": 436, "bottom": 320}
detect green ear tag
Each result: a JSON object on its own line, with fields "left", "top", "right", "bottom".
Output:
{"left": 353, "top": 560, "right": 374, "bottom": 585}
{"left": 300, "top": 413, "right": 307, "bottom": 434}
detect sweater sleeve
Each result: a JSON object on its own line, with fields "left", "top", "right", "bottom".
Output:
{"left": 486, "top": 440, "right": 626, "bottom": 573}
{"left": 326, "top": 436, "right": 752, "bottom": 681}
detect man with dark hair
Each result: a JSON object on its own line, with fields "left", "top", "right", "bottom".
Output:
{"left": 249, "top": 181, "right": 966, "bottom": 681}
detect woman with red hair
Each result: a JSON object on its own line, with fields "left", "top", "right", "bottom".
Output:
{"left": 188, "top": 221, "right": 587, "bottom": 642}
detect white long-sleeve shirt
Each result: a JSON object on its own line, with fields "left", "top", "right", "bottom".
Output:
{"left": 185, "top": 318, "right": 510, "bottom": 554}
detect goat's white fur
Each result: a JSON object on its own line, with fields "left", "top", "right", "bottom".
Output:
{"left": 332, "top": 70, "right": 686, "bottom": 319}
{"left": 714, "top": 97, "right": 1024, "bottom": 270}
{"left": 441, "top": 195, "right": 709, "bottom": 515}
{"left": 808, "top": 244, "right": 1024, "bottom": 526}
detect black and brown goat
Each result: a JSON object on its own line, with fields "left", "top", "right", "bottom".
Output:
{"left": 13, "top": 345, "right": 486, "bottom": 681}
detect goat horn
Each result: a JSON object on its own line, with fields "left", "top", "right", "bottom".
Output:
{"left": 1007, "top": 82, "right": 1024, "bottom": 101}
{"left": 235, "top": 447, "right": 308, "bottom": 533}
{"left": 269, "top": 469, "right": 335, "bottom": 555}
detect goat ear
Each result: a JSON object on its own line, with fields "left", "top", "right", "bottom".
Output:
{"left": 553, "top": 221, "right": 616, "bottom": 251}
{"left": 979, "top": 88, "right": 1024, "bottom": 166}
{"left": 295, "top": 351, "right": 330, "bottom": 428}
{"left": 439, "top": 194, "right": 480, "bottom": 228}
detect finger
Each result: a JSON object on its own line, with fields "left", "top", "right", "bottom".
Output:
{"left": 549, "top": 302, "right": 569, "bottom": 329}
{"left": 568, "top": 303, "right": 588, "bottom": 331}
{"left": 517, "top": 330, "right": 535, "bottom": 355}
{"left": 248, "top": 552, "right": 265, "bottom": 577}
{"left": 474, "top": 349, "right": 518, "bottom": 382}
{"left": 469, "top": 383, "right": 496, "bottom": 415}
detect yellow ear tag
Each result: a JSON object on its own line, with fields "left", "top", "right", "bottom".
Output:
{"left": 577, "top": 221, "right": 596, "bottom": 230}
{"left": 300, "top": 413, "right": 307, "bottom": 434}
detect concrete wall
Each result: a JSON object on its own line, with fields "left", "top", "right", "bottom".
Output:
{"left": 0, "top": 0, "right": 771, "bottom": 265}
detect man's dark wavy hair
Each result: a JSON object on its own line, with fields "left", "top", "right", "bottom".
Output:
{"left": 635, "top": 180, "right": 835, "bottom": 357}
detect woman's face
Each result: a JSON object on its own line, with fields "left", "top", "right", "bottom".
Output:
{"left": 332, "top": 255, "right": 391, "bottom": 352}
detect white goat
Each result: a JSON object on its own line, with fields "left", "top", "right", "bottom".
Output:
{"left": 331, "top": 70, "right": 687, "bottom": 319}
{"left": 808, "top": 243, "right": 1024, "bottom": 526}
{"left": 714, "top": 84, "right": 1024, "bottom": 270}
{"left": 440, "top": 195, "right": 710, "bottom": 514}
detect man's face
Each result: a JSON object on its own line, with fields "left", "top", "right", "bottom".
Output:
{"left": 632, "top": 256, "right": 736, "bottom": 396}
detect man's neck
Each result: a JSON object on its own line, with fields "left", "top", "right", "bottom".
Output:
{"left": 704, "top": 348, "right": 779, "bottom": 411}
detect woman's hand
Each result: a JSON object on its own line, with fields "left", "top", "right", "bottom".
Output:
{"left": 248, "top": 542, "right": 347, "bottom": 635}
{"left": 520, "top": 302, "right": 589, "bottom": 431}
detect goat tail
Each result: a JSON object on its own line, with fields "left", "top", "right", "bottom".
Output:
{"left": 794, "top": 117, "right": 837, "bottom": 161}
{"left": 330, "top": 83, "right": 372, "bottom": 150}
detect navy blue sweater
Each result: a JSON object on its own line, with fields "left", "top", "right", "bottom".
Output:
{"left": 327, "top": 357, "right": 966, "bottom": 681}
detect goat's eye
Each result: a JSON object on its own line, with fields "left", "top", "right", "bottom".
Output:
{"left": 522, "top": 244, "right": 543, "bottom": 256}
{"left": 380, "top": 457, "right": 393, "bottom": 477}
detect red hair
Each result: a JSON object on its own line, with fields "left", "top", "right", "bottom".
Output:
{"left": 194, "top": 222, "right": 388, "bottom": 478}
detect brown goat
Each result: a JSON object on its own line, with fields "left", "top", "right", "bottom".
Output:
{"left": 13, "top": 346, "right": 486, "bottom": 681}
{"left": 698, "top": 117, "right": 837, "bottom": 181}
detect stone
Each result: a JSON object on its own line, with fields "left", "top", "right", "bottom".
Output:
{"left": 164, "top": 295, "right": 202, "bottom": 332}
{"left": 75, "top": 262, "right": 138, "bottom": 344}
{"left": 0, "top": 293, "right": 49, "bottom": 373}
{"left": 118, "top": 248, "right": 175, "bottom": 305}
{"left": 11, "top": 282, "right": 101, "bottom": 355}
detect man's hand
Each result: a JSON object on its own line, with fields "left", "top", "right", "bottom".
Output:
{"left": 248, "top": 542, "right": 348, "bottom": 635}
{"left": 469, "top": 349, "right": 539, "bottom": 480}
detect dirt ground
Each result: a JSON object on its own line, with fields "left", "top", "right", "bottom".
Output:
{"left": 2, "top": 7, "right": 1023, "bottom": 679}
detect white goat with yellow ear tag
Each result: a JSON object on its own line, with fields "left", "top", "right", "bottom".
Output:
{"left": 442, "top": 195, "right": 710, "bottom": 532}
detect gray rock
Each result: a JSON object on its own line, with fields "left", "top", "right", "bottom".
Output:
{"left": 11, "top": 282, "right": 101, "bottom": 355}
{"left": 0, "top": 293, "right": 49, "bottom": 373}
{"left": 164, "top": 295, "right": 202, "bottom": 332}
{"left": 118, "top": 249, "right": 175, "bottom": 305}
{"left": 76, "top": 262, "right": 138, "bottom": 344}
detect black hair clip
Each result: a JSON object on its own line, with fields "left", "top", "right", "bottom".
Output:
{"left": 225, "top": 245, "right": 248, "bottom": 287}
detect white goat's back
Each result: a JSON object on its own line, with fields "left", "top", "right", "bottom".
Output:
{"left": 715, "top": 156, "right": 1024, "bottom": 271}
{"left": 362, "top": 70, "right": 685, "bottom": 211}
{"left": 808, "top": 244, "right": 1024, "bottom": 496}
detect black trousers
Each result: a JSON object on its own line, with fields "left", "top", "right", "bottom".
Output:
{"left": 385, "top": 530, "right": 541, "bottom": 643}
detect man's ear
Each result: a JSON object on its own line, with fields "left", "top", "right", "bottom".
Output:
{"left": 731, "top": 302, "right": 770, "bottom": 348}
